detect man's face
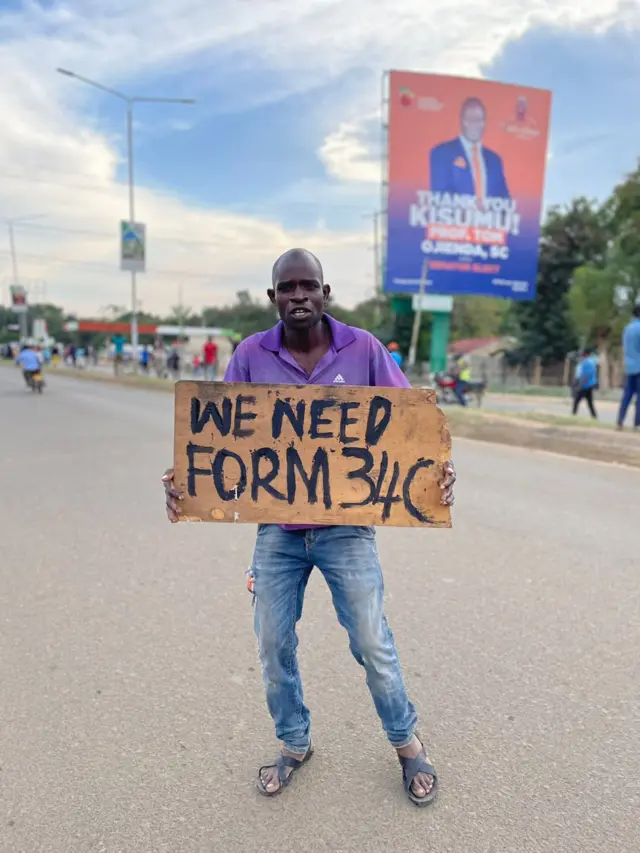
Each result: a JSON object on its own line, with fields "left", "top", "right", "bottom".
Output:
{"left": 461, "top": 104, "right": 486, "bottom": 144}
{"left": 268, "top": 255, "right": 330, "bottom": 331}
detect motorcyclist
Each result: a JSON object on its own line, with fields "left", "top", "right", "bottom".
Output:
{"left": 458, "top": 356, "right": 471, "bottom": 385}
{"left": 15, "top": 342, "right": 43, "bottom": 386}
{"left": 447, "top": 355, "right": 466, "bottom": 406}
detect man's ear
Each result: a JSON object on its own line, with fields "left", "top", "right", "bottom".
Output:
{"left": 267, "top": 288, "right": 276, "bottom": 306}
{"left": 323, "top": 284, "right": 331, "bottom": 303}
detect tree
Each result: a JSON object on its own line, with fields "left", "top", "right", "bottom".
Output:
{"left": 202, "top": 291, "right": 277, "bottom": 339}
{"left": 29, "top": 303, "right": 72, "bottom": 342}
{"left": 569, "top": 265, "right": 621, "bottom": 390}
{"left": 513, "top": 198, "right": 610, "bottom": 365}
{"left": 450, "top": 296, "right": 510, "bottom": 341}
{"left": 605, "top": 161, "right": 640, "bottom": 308}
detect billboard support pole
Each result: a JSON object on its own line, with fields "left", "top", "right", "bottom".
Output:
{"left": 430, "top": 312, "right": 451, "bottom": 374}
{"left": 407, "top": 260, "right": 428, "bottom": 373}
{"left": 379, "top": 71, "right": 389, "bottom": 294}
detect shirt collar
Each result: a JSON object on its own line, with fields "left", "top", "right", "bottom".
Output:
{"left": 460, "top": 136, "right": 482, "bottom": 154}
{"left": 259, "top": 314, "right": 356, "bottom": 353}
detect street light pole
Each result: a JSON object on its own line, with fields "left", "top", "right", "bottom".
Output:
{"left": 126, "top": 103, "right": 138, "bottom": 349}
{"left": 57, "top": 67, "right": 195, "bottom": 359}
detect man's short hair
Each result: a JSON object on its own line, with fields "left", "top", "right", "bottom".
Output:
{"left": 633, "top": 301, "right": 640, "bottom": 318}
{"left": 272, "top": 248, "right": 323, "bottom": 286}
{"left": 460, "top": 97, "right": 486, "bottom": 118}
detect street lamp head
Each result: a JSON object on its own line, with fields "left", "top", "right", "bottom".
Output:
{"left": 131, "top": 96, "right": 196, "bottom": 105}
{"left": 56, "top": 67, "right": 76, "bottom": 78}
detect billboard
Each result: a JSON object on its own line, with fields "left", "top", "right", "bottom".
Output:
{"left": 120, "top": 220, "right": 146, "bottom": 273}
{"left": 385, "top": 71, "right": 551, "bottom": 300}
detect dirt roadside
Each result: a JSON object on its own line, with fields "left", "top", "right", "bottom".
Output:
{"left": 445, "top": 408, "right": 640, "bottom": 468}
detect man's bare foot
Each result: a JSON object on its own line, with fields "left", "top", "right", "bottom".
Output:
{"left": 396, "top": 736, "right": 435, "bottom": 799}
{"left": 259, "top": 746, "right": 311, "bottom": 794}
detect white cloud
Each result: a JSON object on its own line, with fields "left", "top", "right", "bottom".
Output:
{"left": 0, "top": 0, "right": 633, "bottom": 313}
{"left": 318, "top": 121, "right": 380, "bottom": 184}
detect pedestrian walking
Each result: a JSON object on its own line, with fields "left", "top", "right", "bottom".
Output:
{"left": 617, "top": 301, "right": 640, "bottom": 430}
{"left": 203, "top": 335, "right": 218, "bottom": 381}
{"left": 572, "top": 348, "right": 598, "bottom": 418}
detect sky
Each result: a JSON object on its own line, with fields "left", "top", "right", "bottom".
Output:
{"left": 1, "top": 0, "right": 639, "bottom": 316}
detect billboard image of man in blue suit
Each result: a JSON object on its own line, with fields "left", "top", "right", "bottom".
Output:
{"left": 429, "top": 97, "right": 510, "bottom": 199}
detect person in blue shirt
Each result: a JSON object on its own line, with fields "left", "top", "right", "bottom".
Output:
{"left": 617, "top": 302, "right": 640, "bottom": 430}
{"left": 15, "top": 343, "right": 43, "bottom": 385}
{"left": 572, "top": 348, "right": 598, "bottom": 418}
{"left": 112, "top": 334, "right": 125, "bottom": 376}
{"left": 387, "top": 340, "right": 403, "bottom": 370}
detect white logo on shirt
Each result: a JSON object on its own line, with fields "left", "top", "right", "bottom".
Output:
{"left": 333, "top": 373, "right": 345, "bottom": 383}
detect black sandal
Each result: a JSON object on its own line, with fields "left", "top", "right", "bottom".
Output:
{"left": 398, "top": 738, "right": 438, "bottom": 807}
{"left": 256, "top": 745, "right": 314, "bottom": 797}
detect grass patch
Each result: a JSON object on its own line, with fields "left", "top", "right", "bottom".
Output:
{"left": 445, "top": 406, "right": 620, "bottom": 434}
{"left": 487, "top": 385, "right": 570, "bottom": 398}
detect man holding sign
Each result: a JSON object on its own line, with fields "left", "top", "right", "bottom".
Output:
{"left": 162, "top": 249, "right": 455, "bottom": 806}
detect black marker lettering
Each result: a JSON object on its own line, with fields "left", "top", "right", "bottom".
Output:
{"left": 338, "top": 401, "right": 360, "bottom": 444}
{"left": 233, "top": 394, "right": 257, "bottom": 438}
{"left": 377, "top": 456, "right": 402, "bottom": 521}
{"left": 340, "top": 447, "right": 376, "bottom": 508}
{"left": 364, "top": 396, "right": 392, "bottom": 446}
{"left": 190, "top": 396, "right": 232, "bottom": 436}
{"left": 186, "top": 442, "right": 213, "bottom": 497}
{"left": 286, "top": 447, "right": 332, "bottom": 509}
{"left": 250, "top": 447, "right": 285, "bottom": 502}
{"left": 309, "top": 399, "right": 336, "bottom": 439}
{"left": 272, "top": 398, "right": 305, "bottom": 439}
{"left": 403, "top": 458, "right": 435, "bottom": 523}
{"left": 212, "top": 449, "right": 247, "bottom": 501}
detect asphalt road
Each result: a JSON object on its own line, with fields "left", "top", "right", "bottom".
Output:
{"left": 1, "top": 367, "right": 638, "bottom": 853}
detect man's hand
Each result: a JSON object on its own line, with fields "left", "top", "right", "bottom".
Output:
{"left": 162, "top": 468, "right": 183, "bottom": 523}
{"left": 440, "top": 460, "right": 456, "bottom": 507}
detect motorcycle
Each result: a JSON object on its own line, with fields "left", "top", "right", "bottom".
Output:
{"left": 25, "top": 370, "right": 45, "bottom": 394}
{"left": 432, "top": 372, "right": 485, "bottom": 407}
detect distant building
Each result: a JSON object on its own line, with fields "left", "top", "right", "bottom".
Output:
{"left": 448, "top": 336, "right": 518, "bottom": 384}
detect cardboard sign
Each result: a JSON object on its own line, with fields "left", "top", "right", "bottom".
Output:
{"left": 173, "top": 382, "right": 452, "bottom": 528}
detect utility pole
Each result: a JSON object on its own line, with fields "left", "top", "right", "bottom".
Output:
{"left": 4, "top": 215, "right": 45, "bottom": 341}
{"left": 6, "top": 222, "right": 27, "bottom": 341}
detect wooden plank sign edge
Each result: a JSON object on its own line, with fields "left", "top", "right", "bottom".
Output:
{"left": 173, "top": 380, "right": 452, "bottom": 529}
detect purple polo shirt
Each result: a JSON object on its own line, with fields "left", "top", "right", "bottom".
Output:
{"left": 224, "top": 314, "right": 410, "bottom": 530}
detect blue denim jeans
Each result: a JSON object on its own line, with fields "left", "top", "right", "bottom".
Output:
{"left": 618, "top": 373, "right": 640, "bottom": 427}
{"left": 250, "top": 524, "right": 418, "bottom": 756}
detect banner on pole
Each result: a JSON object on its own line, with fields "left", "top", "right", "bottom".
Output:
{"left": 10, "top": 284, "right": 28, "bottom": 313}
{"left": 120, "top": 220, "right": 146, "bottom": 273}
{"left": 385, "top": 72, "right": 551, "bottom": 301}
